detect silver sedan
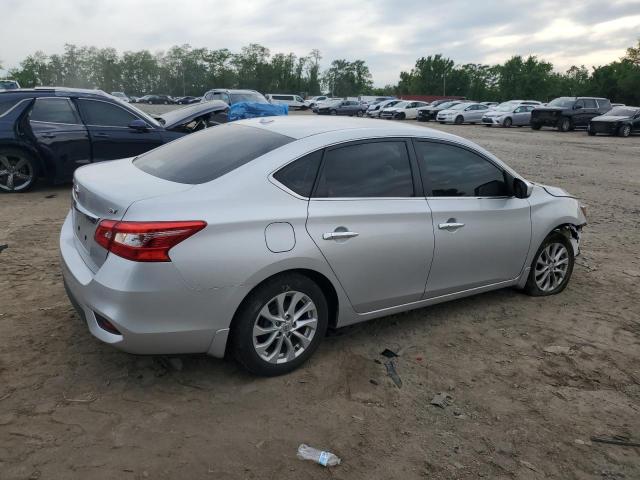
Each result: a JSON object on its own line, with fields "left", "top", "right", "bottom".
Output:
{"left": 482, "top": 103, "right": 537, "bottom": 127}
{"left": 436, "top": 102, "right": 491, "bottom": 124}
{"left": 60, "top": 117, "right": 586, "bottom": 376}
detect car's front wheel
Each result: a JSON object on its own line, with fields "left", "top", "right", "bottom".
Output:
{"left": 330, "top": 109, "right": 337, "bottom": 116}
{"left": 503, "top": 117, "right": 512, "bottom": 128}
{"left": 618, "top": 124, "right": 631, "bottom": 137}
{"left": 231, "top": 273, "right": 328, "bottom": 376}
{"left": 455, "top": 115, "right": 463, "bottom": 125}
{"left": 524, "top": 232, "right": 574, "bottom": 296}
{"left": 531, "top": 123, "right": 542, "bottom": 130}
{"left": 0, "top": 148, "right": 38, "bottom": 193}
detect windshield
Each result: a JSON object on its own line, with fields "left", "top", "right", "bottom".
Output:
{"left": 605, "top": 106, "right": 638, "bottom": 117}
{"left": 230, "top": 92, "right": 268, "bottom": 104}
{"left": 110, "top": 97, "right": 161, "bottom": 127}
{"left": 437, "top": 101, "right": 458, "bottom": 109}
{"left": 0, "top": 80, "right": 19, "bottom": 90}
{"left": 449, "top": 103, "right": 469, "bottom": 110}
{"left": 548, "top": 97, "right": 575, "bottom": 108}
{"left": 495, "top": 102, "right": 518, "bottom": 112}
{"left": 392, "top": 101, "right": 408, "bottom": 109}
{"left": 135, "top": 124, "right": 293, "bottom": 184}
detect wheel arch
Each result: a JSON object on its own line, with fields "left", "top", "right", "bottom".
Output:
{"left": 0, "top": 142, "right": 45, "bottom": 176}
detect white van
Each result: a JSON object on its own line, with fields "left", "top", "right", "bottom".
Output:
{"left": 266, "top": 94, "right": 306, "bottom": 110}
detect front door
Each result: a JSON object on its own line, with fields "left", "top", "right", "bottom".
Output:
{"left": 28, "top": 97, "right": 91, "bottom": 181}
{"left": 306, "top": 139, "right": 434, "bottom": 313}
{"left": 413, "top": 140, "right": 531, "bottom": 297}
{"left": 75, "top": 98, "right": 163, "bottom": 162}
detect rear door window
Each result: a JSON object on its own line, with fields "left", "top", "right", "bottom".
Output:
{"left": 273, "top": 150, "right": 322, "bottom": 197}
{"left": 135, "top": 123, "right": 293, "bottom": 184}
{"left": 314, "top": 141, "right": 414, "bottom": 198}
{"left": 583, "top": 99, "right": 597, "bottom": 108}
{"left": 30, "top": 97, "right": 81, "bottom": 124}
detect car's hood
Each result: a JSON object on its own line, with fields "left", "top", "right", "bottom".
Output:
{"left": 159, "top": 100, "right": 228, "bottom": 129}
{"left": 483, "top": 111, "right": 506, "bottom": 117}
{"left": 591, "top": 115, "right": 631, "bottom": 122}
{"left": 536, "top": 183, "right": 575, "bottom": 198}
{"left": 534, "top": 106, "right": 563, "bottom": 112}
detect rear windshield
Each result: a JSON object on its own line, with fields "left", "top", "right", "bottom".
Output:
{"left": 134, "top": 123, "right": 293, "bottom": 184}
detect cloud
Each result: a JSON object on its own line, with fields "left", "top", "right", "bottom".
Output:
{"left": 1, "top": 0, "right": 638, "bottom": 85}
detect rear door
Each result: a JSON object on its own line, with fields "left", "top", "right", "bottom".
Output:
{"left": 414, "top": 140, "right": 531, "bottom": 297}
{"left": 581, "top": 98, "right": 599, "bottom": 125}
{"left": 75, "top": 98, "right": 163, "bottom": 162}
{"left": 306, "top": 139, "right": 434, "bottom": 313}
{"left": 28, "top": 97, "right": 91, "bottom": 181}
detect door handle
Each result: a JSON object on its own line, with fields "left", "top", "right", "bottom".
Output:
{"left": 438, "top": 222, "right": 465, "bottom": 231}
{"left": 41, "top": 133, "right": 56, "bottom": 139}
{"left": 322, "top": 231, "right": 359, "bottom": 240}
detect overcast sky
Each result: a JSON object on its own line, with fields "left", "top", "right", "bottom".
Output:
{"left": 1, "top": 0, "right": 639, "bottom": 85}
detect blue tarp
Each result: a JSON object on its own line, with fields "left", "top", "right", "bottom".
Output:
{"left": 228, "top": 102, "right": 288, "bottom": 121}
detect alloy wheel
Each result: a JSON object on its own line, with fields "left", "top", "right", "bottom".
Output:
{"left": 0, "top": 153, "right": 34, "bottom": 192}
{"left": 620, "top": 125, "right": 631, "bottom": 137}
{"left": 534, "top": 242, "right": 569, "bottom": 292}
{"left": 252, "top": 291, "right": 318, "bottom": 364}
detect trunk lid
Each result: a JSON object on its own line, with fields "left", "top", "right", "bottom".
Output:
{"left": 71, "top": 158, "right": 193, "bottom": 271}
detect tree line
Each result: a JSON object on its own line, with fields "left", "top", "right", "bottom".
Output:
{"left": 4, "top": 40, "right": 639, "bottom": 104}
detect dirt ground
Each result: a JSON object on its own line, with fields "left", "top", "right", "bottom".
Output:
{"left": 1, "top": 107, "right": 639, "bottom": 480}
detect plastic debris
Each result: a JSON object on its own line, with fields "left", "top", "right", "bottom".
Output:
{"left": 228, "top": 102, "right": 288, "bottom": 122}
{"left": 380, "top": 348, "right": 398, "bottom": 358}
{"left": 0, "top": 244, "right": 7, "bottom": 254}
{"left": 431, "top": 392, "right": 453, "bottom": 408}
{"left": 384, "top": 360, "right": 402, "bottom": 388}
{"left": 591, "top": 435, "right": 640, "bottom": 447}
{"left": 297, "top": 444, "right": 341, "bottom": 467}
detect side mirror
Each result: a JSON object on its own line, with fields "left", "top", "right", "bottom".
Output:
{"left": 129, "top": 119, "right": 149, "bottom": 131}
{"left": 513, "top": 177, "right": 533, "bottom": 199}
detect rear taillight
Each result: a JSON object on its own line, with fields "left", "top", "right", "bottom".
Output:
{"left": 95, "top": 220, "right": 206, "bottom": 262}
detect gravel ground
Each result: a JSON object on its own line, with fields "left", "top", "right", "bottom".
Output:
{"left": 1, "top": 107, "right": 639, "bottom": 480}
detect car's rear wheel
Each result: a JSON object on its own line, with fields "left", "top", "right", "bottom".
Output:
{"left": 503, "top": 117, "right": 512, "bottom": 128}
{"left": 557, "top": 117, "right": 571, "bottom": 132}
{"left": 0, "top": 148, "right": 38, "bottom": 193}
{"left": 356, "top": 111, "right": 363, "bottom": 117}
{"left": 330, "top": 109, "right": 337, "bottom": 116}
{"left": 618, "top": 124, "right": 631, "bottom": 137}
{"left": 455, "top": 115, "right": 463, "bottom": 125}
{"left": 524, "top": 232, "right": 574, "bottom": 296}
{"left": 231, "top": 273, "right": 328, "bottom": 376}
{"left": 531, "top": 123, "right": 542, "bottom": 130}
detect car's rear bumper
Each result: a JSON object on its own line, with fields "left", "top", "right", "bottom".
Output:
{"left": 59, "top": 211, "right": 232, "bottom": 357}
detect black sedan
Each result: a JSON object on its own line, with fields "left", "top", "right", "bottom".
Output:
{"left": 175, "top": 96, "right": 201, "bottom": 105}
{"left": 588, "top": 106, "right": 640, "bottom": 137}
{"left": 138, "top": 95, "right": 175, "bottom": 105}
{"left": 0, "top": 88, "right": 228, "bottom": 192}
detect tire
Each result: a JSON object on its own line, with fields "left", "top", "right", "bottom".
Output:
{"left": 557, "top": 117, "right": 571, "bottom": 132}
{"left": 587, "top": 130, "right": 596, "bottom": 136}
{"left": 484, "top": 124, "right": 491, "bottom": 127}
{"left": 531, "top": 123, "right": 542, "bottom": 130}
{"left": 0, "top": 148, "right": 38, "bottom": 193}
{"left": 397, "top": 112, "right": 406, "bottom": 120}
{"left": 503, "top": 117, "right": 512, "bottom": 128}
{"left": 356, "top": 111, "right": 363, "bottom": 117}
{"left": 618, "top": 124, "right": 631, "bottom": 137}
{"left": 231, "top": 273, "right": 329, "bottom": 376}
{"left": 439, "top": 121, "right": 446, "bottom": 124}
{"left": 330, "top": 109, "right": 337, "bottom": 116}
{"left": 524, "top": 232, "right": 575, "bottom": 297}
{"left": 164, "top": 101, "right": 168, "bottom": 105}
{"left": 454, "top": 115, "right": 463, "bottom": 125}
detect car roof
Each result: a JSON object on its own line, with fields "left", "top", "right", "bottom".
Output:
{"left": 2, "top": 87, "right": 110, "bottom": 99}
{"left": 236, "top": 115, "right": 465, "bottom": 142}
{"left": 205, "top": 88, "right": 261, "bottom": 94}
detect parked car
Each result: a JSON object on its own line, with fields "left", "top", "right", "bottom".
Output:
{"left": 587, "top": 105, "right": 640, "bottom": 137}
{"left": 366, "top": 99, "right": 402, "bottom": 118}
{"left": 379, "top": 101, "right": 430, "bottom": 120}
{"left": 0, "top": 80, "right": 21, "bottom": 91}
{"left": 530, "top": 97, "right": 612, "bottom": 132}
{"left": 60, "top": 116, "right": 586, "bottom": 376}
{"left": 314, "top": 100, "right": 365, "bottom": 116}
{"left": 129, "top": 96, "right": 140, "bottom": 103}
{"left": 0, "top": 87, "right": 228, "bottom": 192}
{"left": 482, "top": 103, "right": 537, "bottom": 127}
{"left": 436, "top": 102, "right": 490, "bottom": 124}
{"left": 417, "top": 100, "right": 466, "bottom": 122}
{"left": 266, "top": 94, "right": 306, "bottom": 110}
{"left": 175, "top": 96, "right": 201, "bottom": 105}
{"left": 110, "top": 91, "right": 130, "bottom": 103}
{"left": 304, "top": 96, "right": 329, "bottom": 109}
{"left": 202, "top": 89, "right": 269, "bottom": 105}
{"left": 138, "top": 95, "right": 175, "bottom": 105}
